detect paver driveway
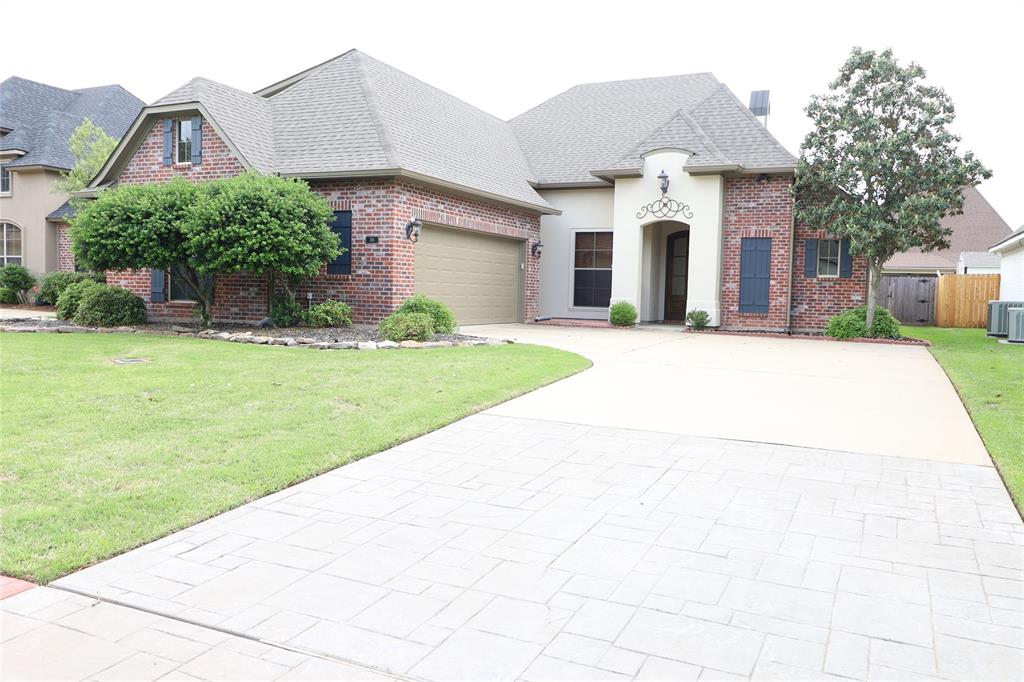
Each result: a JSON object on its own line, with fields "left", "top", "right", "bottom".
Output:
{"left": 3, "top": 328, "right": 1022, "bottom": 681}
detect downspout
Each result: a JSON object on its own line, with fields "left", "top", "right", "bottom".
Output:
{"left": 785, "top": 181, "right": 796, "bottom": 334}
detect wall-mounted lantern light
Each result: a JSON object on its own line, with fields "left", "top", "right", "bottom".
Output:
{"left": 658, "top": 169, "right": 670, "bottom": 195}
{"left": 405, "top": 219, "right": 423, "bottom": 243}
{"left": 531, "top": 240, "right": 544, "bottom": 257}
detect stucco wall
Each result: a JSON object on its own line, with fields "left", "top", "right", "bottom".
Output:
{"left": 0, "top": 167, "right": 67, "bottom": 274}
{"left": 998, "top": 244, "right": 1024, "bottom": 300}
{"left": 536, "top": 188, "right": 615, "bottom": 319}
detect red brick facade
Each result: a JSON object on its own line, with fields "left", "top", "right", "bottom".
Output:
{"left": 719, "top": 175, "right": 868, "bottom": 332}
{"left": 56, "top": 222, "right": 75, "bottom": 272}
{"left": 110, "top": 116, "right": 541, "bottom": 324}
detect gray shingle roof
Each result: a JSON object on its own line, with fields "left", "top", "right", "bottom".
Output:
{"left": 0, "top": 76, "right": 143, "bottom": 170}
{"left": 510, "top": 75, "right": 796, "bottom": 184}
{"left": 46, "top": 199, "right": 75, "bottom": 221}
{"left": 959, "top": 250, "right": 1000, "bottom": 268}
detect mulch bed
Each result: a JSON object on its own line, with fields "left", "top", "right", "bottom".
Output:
{"left": 682, "top": 327, "right": 930, "bottom": 346}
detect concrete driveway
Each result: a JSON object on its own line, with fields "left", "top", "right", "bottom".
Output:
{"left": 464, "top": 324, "right": 990, "bottom": 465}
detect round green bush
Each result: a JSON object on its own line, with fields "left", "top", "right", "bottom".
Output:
{"left": 609, "top": 301, "right": 637, "bottom": 327}
{"left": 73, "top": 285, "right": 146, "bottom": 327}
{"left": 396, "top": 294, "right": 456, "bottom": 334}
{"left": 378, "top": 311, "right": 435, "bottom": 342}
{"left": 825, "top": 305, "right": 901, "bottom": 339}
{"left": 37, "top": 271, "right": 104, "bottom": 305}
{"left": 0, "top": 264, "right": 36, "bottom": 302}
{"left": 55, "top": 279, "right": 104, "bottom": 320}
{"left": 304, "top": 300, "right": 353, "bottom": 327}
{"left": 269, "top": 292, "right": 303, "bottom": 327}
{"left": 0, "top": 288, "right": 18, "bottom": 305}
{"left": 686, "top": 309, "right": 711, "bottom": 330}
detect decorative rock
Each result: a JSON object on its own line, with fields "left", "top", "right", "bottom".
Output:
{"left": 357, "top": 341, "right": 378, "bottom": 351}
{"left": 268, "top": 337, "right": 292, "bottom": 346}
{"left": 329, "top": 341, "right": 358, "bottom": 349}
{"left": 249, "top": 336, "right": 270, "bottom": 344}
{"left": 285, "top": 339, "right": 299, "bottom": 346}
{"left": 171, "top": 325, "right": 194, "bottom": 333}
{"left": 57, "top": 326, "right": 87, "bottom": 333}
{"left": 399, "top": 340, "right": 423, "bottom": 348}
{"left": 116, "top": 326, "right": 135, "bottom": 333}
{"left": 294, "top": 337, "right": 318, "bottom": 345}
{"left": 213, "top": 332, "right": 232, "bottom": 341}
{"left": 228, "top": 332, "right": 253, "bottom": 342}
{"left": 311, "top": 342, "right": 332, "bottom": 350}
{"left": 12, "top": 326, "right": 38, "bottom": 332}
{"left": 421, "top": 341, "right": 453, "bottom": 348}
{"left": 36, "top": 327, "right": 58, "bottom": 333}
{"left": 377, "top": 340, "right": 399, "bottom": 349}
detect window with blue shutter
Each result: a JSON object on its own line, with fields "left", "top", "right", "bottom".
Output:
{"left": 327, "top": 211, "right": 352, "bottom": 275}
{"left": 739, "top": 237, "right": 772, "bottom": 314}
{"left": 190, "top": 115, "right": 203, "bottom": 164}
{"left": 162, "top": 120, "right": 173, "bottom": 166}
{"left": 150, "top": 268, "right": 167, "bottom": 303}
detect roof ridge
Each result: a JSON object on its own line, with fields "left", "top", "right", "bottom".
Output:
{"left": 679, "top": 108, "right": 729, "bottom": 163}
{"left": 352, "top": 51, "right": 399, "bottom": 168}
{"left": 256, "top": 49, "right": 359, "bottom": 98}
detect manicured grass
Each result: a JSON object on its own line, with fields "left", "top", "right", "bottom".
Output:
{"left": 0, "top": 334, "right": 589, "bottom": 583}
{"left": 903, "top": 326, "right": 1024, "bottom": 510}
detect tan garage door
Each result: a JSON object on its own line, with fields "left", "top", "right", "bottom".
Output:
{"left": 415, "top": 225, "right": 523, "bottom": 324}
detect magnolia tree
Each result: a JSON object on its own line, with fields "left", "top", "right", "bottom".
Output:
{"left": 71, "top": 173, "right": 340, "bottom": 326}
{"left": 793, "top": 47, "right": 991, "bottom": 331}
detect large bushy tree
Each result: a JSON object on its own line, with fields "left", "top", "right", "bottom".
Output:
{"left": 793, "top": 47, "right": 991, "bottom": 331}
{"left": 71, "top": 173, "right": 340, "bottom": 326}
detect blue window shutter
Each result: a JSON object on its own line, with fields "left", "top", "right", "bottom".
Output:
{"left": 150, "top": 269, "right": 167, "bottom": 303}
{"left": 191, "top": 116, "right": 203, "bottom": 164}
{"left": 839, "top": 239, "right": 853, "bottom": 278}
{"left": 162, "top": 120, "right": 173, "bottom": 165}
{"left": 326, "top": 211, "right": 353, "bottom": 275}
{"left": 804, "top": 239, "right": 818, "bottom": 278}
{"left": 739, "top": 238, "right": 772, "bottom": 313}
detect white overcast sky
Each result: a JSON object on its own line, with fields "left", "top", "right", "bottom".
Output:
{"left": 6, "top": 0, "right": 1022, "bottom": 227}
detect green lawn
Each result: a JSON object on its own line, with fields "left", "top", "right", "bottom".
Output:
{"left": 903, "top": 326, "right": 1024, "bottom": 510}
{"left": 0, "top": 334, "right": 589, "bottom": 583}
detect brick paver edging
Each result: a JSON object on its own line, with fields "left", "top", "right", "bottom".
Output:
{"left": 0, "top": 323, "right": 510, "bottom": 351}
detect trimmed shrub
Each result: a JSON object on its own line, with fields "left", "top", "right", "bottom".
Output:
{"left": 378, "top": 311, "right": 435, "bottom": 342}
{"left": 304, "top": 300, "right": 352, "bottom": 327}
{"left": 825, "top": 305, "right": 902, "bottom": 339}
{"left": 37, "top": 271, "right": 105, "bottom": 305}
{"left": 73, "top": 285, "right": 146, "bottom": 327}
{"left": 269, "top": 292, "right": 303, "bottom": 327}
{"left": 0, "top": 264, "right": 36, "bottom": 303}
{"left": 686, "top": 309, "right": 711, "bottom": 330}
{"left": 609, "top": 301, "right": 637, "bottom": 327}
{"left": 396, "top": 294, "right": 456, "bottom": 334}
{"left": 55, "top": 279, "right": 104, "bottom": 320}
{"left": 0, "top": 288, "right": 18, "bottom": 304}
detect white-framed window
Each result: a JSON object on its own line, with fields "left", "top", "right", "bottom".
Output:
{"left": 0, "top": 164, "right": 11, "bottom": 194}
{"left": 177, "top": 119, "right": 192, "bottom": 164}
{"left": 572, "top": 231, "right": 613, "bottom": 308}
{"left": 816, "top": 239, "right": 841, "bottom": 278}
{"left": 1, "top": 222, "right": 23, "bottom": 265}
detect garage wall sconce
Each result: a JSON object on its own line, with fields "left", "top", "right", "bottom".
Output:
{"left": 405, "top": 219, "right": 423, "bottom": 243}
{"left": 531, "top": 240, "right": 544, "bottom": 257}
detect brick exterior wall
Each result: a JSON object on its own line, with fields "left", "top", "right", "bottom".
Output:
{"left": 56, "top": 222, "right": 75, "bottom": 271}
{"left": 719, "top": 175, "right": 868, "bottom": 332}
{"left": 110, "top": 116, "right": 541, "bottom": 324}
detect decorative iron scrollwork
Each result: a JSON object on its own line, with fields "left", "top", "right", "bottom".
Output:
{"left": 636, "top": 195, "right": 694, "bottom": 221}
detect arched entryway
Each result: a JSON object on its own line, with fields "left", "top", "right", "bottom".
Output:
{"left": 664, "top": 230, "right": 689, "bottom": 321}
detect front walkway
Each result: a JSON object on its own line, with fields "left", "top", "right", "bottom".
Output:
{"left": 4, "top": 415, "right": 1021, "bottom": 680}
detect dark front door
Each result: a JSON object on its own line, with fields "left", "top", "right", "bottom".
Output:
{"left": 664, "top": 231, "right": 689, "bottom": 321}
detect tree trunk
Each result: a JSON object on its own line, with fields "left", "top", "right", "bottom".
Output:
{"left": 178, "top": 265, "right": 214, "bottom": 328}
{"left": 865, "top": 258, "right": 883, "bottom": 336}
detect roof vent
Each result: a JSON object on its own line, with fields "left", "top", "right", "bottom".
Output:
{"left": 749, "top": 90, "right": 770, "bottom": 127}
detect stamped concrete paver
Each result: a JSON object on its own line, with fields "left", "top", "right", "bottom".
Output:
{"left": 1, "top": 414, "right": 1015, "bottom": 681}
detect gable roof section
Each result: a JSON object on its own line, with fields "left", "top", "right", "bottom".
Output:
{"left": 510, "top": 75, "right": 796, "bottom": 185}
{"left": 886, "top": 186, "right": 1013, "bottom": 270}
{"left": 0, "top": 76, "right": 143, "bottom": 170}
{"left": 990, "top": 225, "right": 1024, "bottom": 254}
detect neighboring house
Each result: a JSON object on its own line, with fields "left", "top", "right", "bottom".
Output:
{"left": 87, "top": 49, "right": 868, "bottom": 330}
{"left": 0, "top": 77, "right": 144, "bottom": 275}
{"left": 990, "top": 226, "right": 1024, "bottom": 300}
{"left": 884, "top": 186, "right": 1012, "bottom": 276}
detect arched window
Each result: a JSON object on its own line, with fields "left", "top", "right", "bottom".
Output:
{"left": 1, "top": 222, "right": 23, "bottom": 265}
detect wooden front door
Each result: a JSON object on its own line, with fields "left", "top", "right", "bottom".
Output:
{"left": 664, "top": 231, "right": 689, "bottom": 321}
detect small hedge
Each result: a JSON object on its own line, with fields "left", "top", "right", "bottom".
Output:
{"left": 686, "top": 309, "right": 710, "bottom": 330}
{"left": 269, "top": 292, "right": 303, "bottom": 327}
{"left": 73, "top": 285, "right": 147, "bottom": 327}
{"left": 378, "top": 311, "right": 435, "bottom": 342}
{"left": 304, "top": 300, "right": 352, "bottom": 327}
{"left": 37, "top": 271, "right": 105, "bottom": 305}
{"left": 609, "top": 301, "right": 637, "bottom": 327}
{"left": 396, "top": 294, "right": 456, "bottom": 334}
{"left": 55, "top": 280, "right": 104, "bottom": 320}
{"left": 825, "top": 305, "right": 901, "bottom": 339}
{"left": 0, "top": 264, "right": 36, "bottom": 303}
{"left": 0, "top": 288, "right": 17, "bottom": 305}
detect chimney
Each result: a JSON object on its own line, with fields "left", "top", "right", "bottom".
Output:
{"left": 749, "top": 90, "right": 770, "bottom": 128}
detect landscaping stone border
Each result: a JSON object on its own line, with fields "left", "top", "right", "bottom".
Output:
{"left": 0, "top": 321, "right": 510, "bottom": 351}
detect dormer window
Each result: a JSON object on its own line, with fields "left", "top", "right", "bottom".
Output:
{"left": 177, "top": 120, "right": 193, "bottom": 164}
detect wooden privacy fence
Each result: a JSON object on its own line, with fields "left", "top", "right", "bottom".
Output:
{"left": 881, "top": 275, "right": 936, "bottom": 325}
{"left": 936, "top": 274, "right": 1001, "bottom": 328}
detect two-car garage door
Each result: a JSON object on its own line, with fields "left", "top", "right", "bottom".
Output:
{"left": 414, "top": 225, "right": 523, "bottom": 325}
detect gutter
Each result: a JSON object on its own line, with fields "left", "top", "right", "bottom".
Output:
{"left": 785, "top": 186, "right": 796, "bottom": 334}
